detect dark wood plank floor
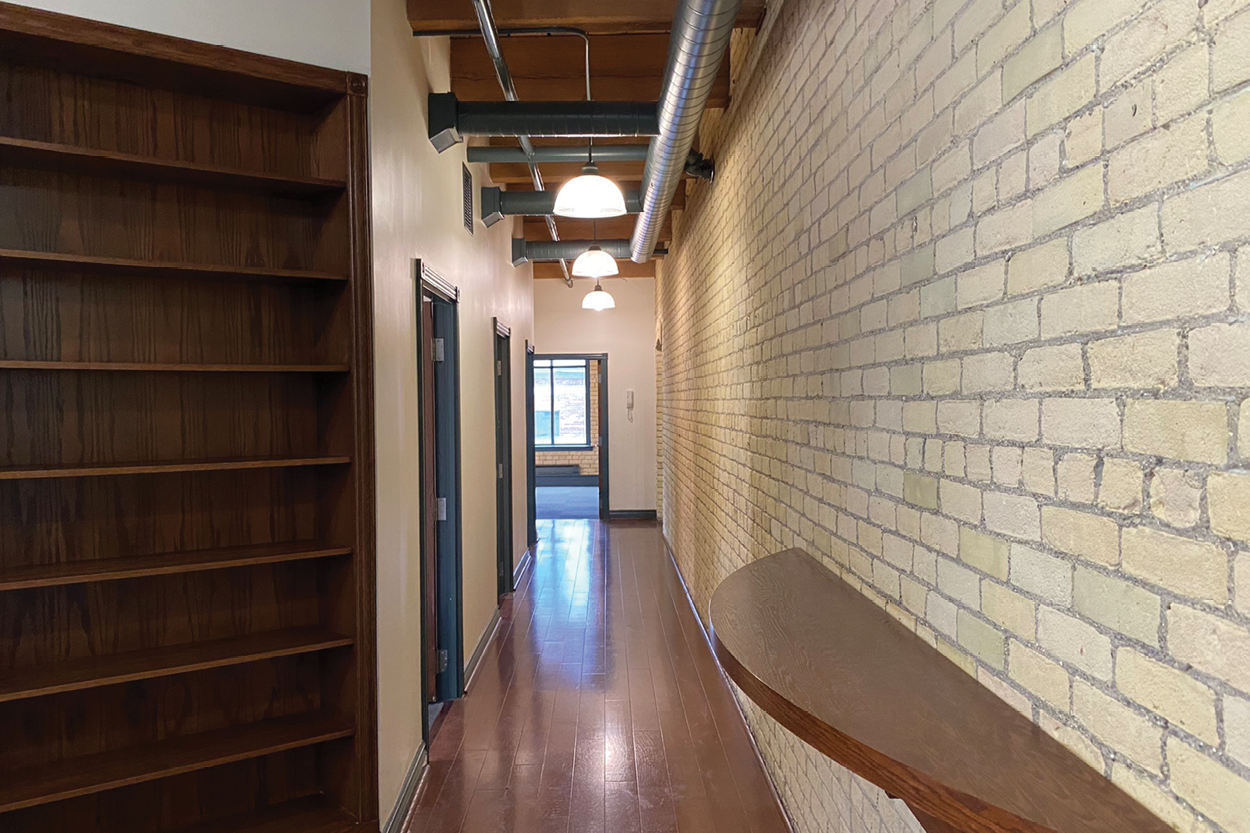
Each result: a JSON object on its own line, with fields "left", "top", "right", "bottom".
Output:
{"left": 401, "top": 519, "right": 792, "bottom": 833}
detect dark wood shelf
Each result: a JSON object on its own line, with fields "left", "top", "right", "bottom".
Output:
{"left": 0, "top": 136, "right": 348, "bottom": 197}
{"left": 0, "top": 627, "right": 353, "bottom": 703}
{"left": 0, "top": 456, "right": 352, "bottom": 481}
{"left": 175, "top": 796, "right": 360, "bottom": 833}
{"left": 0, "top": 7, "right": 379, "bottom": 829}
{"left": 0, "top": 711, "right": 355, "bottom": 813}
{"left": 708, "top": 549, "right": 1175, "bottom": 833}
{"left": 0, "top": 249, "right": 347, "bottom": 284}
{"left": 0, "top": 541, "right": 351, "bottom": 592}
{"left": 0, "top": 360, "right": 350, "bottom": 373}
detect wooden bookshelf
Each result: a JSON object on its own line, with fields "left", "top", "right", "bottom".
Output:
{"left": 0, "top": 712, "right": 356, "bottom": 813}
{"left": 0, "top": 541, "right": 351, "bottom": 591}
{"left": 0, "top": 136, "right": 348, "bottom": 197}
{"left": 0, "top": 627, "right": 353, "bottom": 702}
{"left": 176, "top": 797, "right": 359, "bottom": 833}
{"left": 0, "top": 4, "right": 378, "bottom": 832}
{"left": 0, "top": 249, "right": 348, "bottom": 284}
{"left": 0, "top": 360, "right": 351, "bottom": 372}
{"left": 0, "top": 456, "right": 352, "bottom": 481}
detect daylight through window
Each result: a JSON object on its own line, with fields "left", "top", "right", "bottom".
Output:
{"left": 534, "top": 358, "right": 590, "bottom": 446}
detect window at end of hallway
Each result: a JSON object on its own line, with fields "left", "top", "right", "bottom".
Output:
{"left": 534, "top": 358, "right": 591, "bottom": 447}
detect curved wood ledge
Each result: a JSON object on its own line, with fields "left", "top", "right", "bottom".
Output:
{"left": 708, "top": 549, "right": 1173, "bottom": 833}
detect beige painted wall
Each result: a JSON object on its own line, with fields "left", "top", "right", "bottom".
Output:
{"left": 370, "top": 0, "right": 534, "bottom": 821}
{"left": 535, "top": 278, "right": 657, "bottom": 512}
{"left": 660, "top": 0, "right": 1250, "bottom": 831}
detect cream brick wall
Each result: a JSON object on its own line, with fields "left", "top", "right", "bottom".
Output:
{"left": 657, "top": 0, "right": 1250, "bottom": 830}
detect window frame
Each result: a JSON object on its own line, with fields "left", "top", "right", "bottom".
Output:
{"left": 533, "top": 356, "right": 593, "bottom": 450}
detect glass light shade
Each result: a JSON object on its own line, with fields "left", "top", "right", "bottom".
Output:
{"left": 571, "top": 245, "right": 619, "bottom": 278}
{"left": 582, "top": 282, "right": 616, "bottom": 311}
{"left": 553, "top": 164, "right": 627, "bottom": 218}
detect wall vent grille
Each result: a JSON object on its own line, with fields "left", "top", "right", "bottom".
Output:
{"left": 462, "top": 164, "right": 474, "bottom": 235}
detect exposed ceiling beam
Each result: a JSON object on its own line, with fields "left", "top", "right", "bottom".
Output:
{"left": 487, "top": 159, "right": 647, "bottom": 184}
{"left": 410, "top": 0, "right": 766, "bottom": 35}
{"left": 533, "top": 261, "right": 656, "bottom": 279}
{"left": 451, "top": 33, "right": 729, "bottom": 105}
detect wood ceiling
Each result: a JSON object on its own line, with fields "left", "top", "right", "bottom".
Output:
{"left": 408, "top": 0, "right": 767, "bottom": 35}
{"left": 411, "top": 0, "right": 763, "bottom": 280}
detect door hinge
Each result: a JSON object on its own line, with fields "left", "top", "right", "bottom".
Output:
{"left": 437, "top": 497, "right": 447, "bottom": 521}
{"left": 437, "top": 649, "right": 449, "bottom": 673}
{"left": 432, "top": 338, "right": 445, "bottom": 362}
{"left": 496, "top": 359, "right": 503, "bottom": 376}
{"left": 497, "top": 463, "right": 504, "bottom": 479}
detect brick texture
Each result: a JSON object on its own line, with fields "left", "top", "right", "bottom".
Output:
{"left": 657, "top": 0, "right": 1250, "bottom": 830}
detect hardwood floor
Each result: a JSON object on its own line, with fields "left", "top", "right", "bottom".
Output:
{"left": 401, "top": 519, "right": 792, "bottom": 833}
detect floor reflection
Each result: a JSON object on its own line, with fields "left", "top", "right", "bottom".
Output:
{"left": 401, "top": 518, "right": 790, "bottom": 833}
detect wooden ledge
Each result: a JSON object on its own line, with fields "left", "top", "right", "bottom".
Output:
{"left": 708, "top": 549, "right": 1173, "bottom": 833}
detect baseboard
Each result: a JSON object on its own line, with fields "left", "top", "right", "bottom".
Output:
{"left": 464, "top": 606, "right": 501, "bottom": 692}
{"left": 512, "top": 547, "right": 533, "bottom": 589}
{"left": 608, "top": 509, "right": 658, "bottom": 521}
{"left": 381, "top": 743, "right": 428, "bottom": 833}
{"left": 662, "top": 534, "right": 798, "bottom": 833}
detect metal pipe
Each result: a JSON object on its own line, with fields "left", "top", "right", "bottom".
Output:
{"left": 513, "top": 239, "right": 634, "bottom": 264}
{"left": 469, "top": 0, "right": 571, "bottom": 284}
{"left": 430, "top": 95, "right": 659, "bottom": 144}
{"left": 482, "top": 187, "right": 643, "bottom": 225}
{"left": 460, "top": 100, "right": 659, "bottom": 137}
{"left": 630, "top": 0, "right": 741, "bottom": 262}
{"left": 468, "top": 145, "right": 651, "bottom": 163}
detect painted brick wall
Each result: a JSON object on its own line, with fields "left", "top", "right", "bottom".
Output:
{"left": 537, "top": 359, "right": 601, "bottom": 475}
{"left": 658, "top": 0, "right": 1250, "bottom": 829}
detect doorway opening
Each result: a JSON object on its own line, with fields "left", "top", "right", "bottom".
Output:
{"left": 417, "top": 265, "right": 464, "bottom": 741}
{"left": 493, "top": 319, "right": 513, "bottom": 600}
{"left": 532, "top": 353, "right": 609, "bottom": 520}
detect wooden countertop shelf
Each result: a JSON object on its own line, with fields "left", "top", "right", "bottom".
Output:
{"left": 0, "top": 360, "right": 351, "bottom": 373}
{"left": 0, "top": 249, "right": 347, "bottom": 284}
{"left": 708, "top": 549, "right": 1174, "bottom": 833}
{"left": 0, "top": 710, "right": 355, "bottom": 813}
{"left": 0, "top": 136, "right": 348, "bottom": 197}
{"left": 0, "top": 456, "right": 352, "bottom": 481}
{"left": 0, "top": 627, "right": 353, "bottom": 703}
{"left": 0, "top": 541, "right": 351, "bottom": 591}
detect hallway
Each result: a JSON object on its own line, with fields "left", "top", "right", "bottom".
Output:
{"left": 402, "top": 519, "right": 791, "bottom": 833}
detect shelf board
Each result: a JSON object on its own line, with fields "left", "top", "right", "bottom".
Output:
{"left": 0, "top": 360, "right": 350, "bottom": 373}
{"left": 0, "top": 249, "right": 346, "bottom": 284}
{"left": 0, "top": 627, "right": 353, "bottom": 703}
{"left": 709, "top": 549, "right": 1176, "bottom": 833}
{"left": 0, "top": 710, "right": 355, "bottom": 813}
{"left": 0, "top": 541, "right": 351, "bottom": 592}
{"left": 0, "top": 136, "right": 347, "bottom": 197}
{"left": 0, "top": 456, "right": 352, "bottom": 481}
{"left": 176, "top": 796, "right": 360, "bottom": 833}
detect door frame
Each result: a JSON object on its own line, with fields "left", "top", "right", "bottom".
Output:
{"left": 493, "top": 318, "right": 513, "bottom": 599}
{"left": 415, "top": 261, "right": 465, "bottom": 741}
{"left": 525, "top": 342, "right": 538, "bottom": 547}
{"left": 532, "top": 352, "right": 609, "bottom": 520}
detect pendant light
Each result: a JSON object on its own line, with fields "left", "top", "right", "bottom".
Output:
{"left": 554, "top": 164, "right": 626, "bottom": 218}
{"left": 582, "top": 280, "right": 616, "bottom": 311}
{"left": 554, "top": 137, "right": 626, "bottom": 218}
{"left": 571, "top": 219, "right": 619, "bottom": 279}
{"left": 571, "top": 245, "right": 619, "bottom": 278}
